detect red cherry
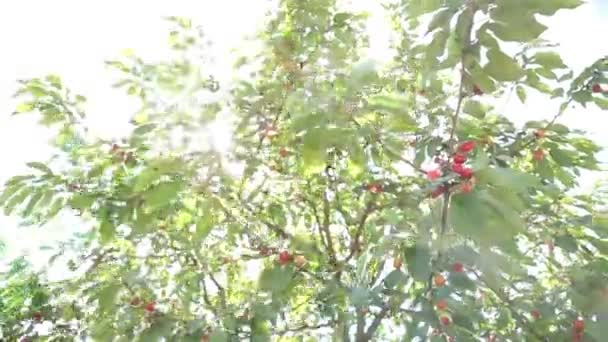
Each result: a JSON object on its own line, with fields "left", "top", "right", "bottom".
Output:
{"left": 533, "top": 149, "right": 545, "bottom": 161}
{"left": 278, "top": 251, "right": 291, "bottom": 265}
{"left": 453, "top": 154, "right": 467, "bottom": 164}
{"left": 426, "top": 168, "right": 442, "bottom": 181}
{"left": 430, "top": 185, "right": 447, "bottom": 199}
{"left": 434, "top": 274, "right": 446, "bottom": 287}
{"left": 531, "top": 309, "right": 541, "bottom": 319}
{"left": 534, "top": 130, "right": 546, "bottom": 138}
{"left": 573, "top": 319, "right": 585, "bottom": 332}
{"left": 32, "top": 312, "right": 42, "bottom": 322}
{"left": 145, "top": 302, "right": 155, "bottom": 313}
{"left": 457, "top": 140, "right": 476, "bottom": 154}
{"left": 279, "top": 148, "right": 289, "bottom": 158}
{"left": 461, "top": 181, "right": 474, "bottom": 193}
{"left": 452, "top": 163, "right": 474, "bottom": 178}
{"left": 592, "top": 84, "right": 603, "bottom": 93}
{"left": 366, "top": 183, "right": 383, "bottom": 194}
{"left": 573, "top": 332, "right": 583, "bottom": 342}
{"left": 473, "top": 85, "right": 483, "bottom": 96}
{"left": 440, "top": 315, "right": 451, "bottom": 326}
{"left": 436, "top": 299, "right": 448, "bottom": 310}
{"left": 452, "top": 262, "right": 464, "bottom": 273}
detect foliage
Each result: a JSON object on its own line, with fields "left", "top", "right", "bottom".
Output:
{"left": 1, "top": 1, "right": 608, "bottom": 341}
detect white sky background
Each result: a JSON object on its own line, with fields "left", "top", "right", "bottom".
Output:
{"left": 0, "top": 1, "right": 606, "bottom": 266}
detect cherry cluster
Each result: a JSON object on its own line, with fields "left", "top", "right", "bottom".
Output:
{"left": 428, "top": 140, "right": 477, "bottom": 198}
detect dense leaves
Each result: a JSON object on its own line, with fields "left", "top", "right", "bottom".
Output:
{"left": 1, "top": 1, "right": 607, "bottom": 341}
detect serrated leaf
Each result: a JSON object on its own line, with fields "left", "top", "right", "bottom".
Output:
{"left": 26, "top": 162, "right": 53, "bottom": 174}
{"left": 133, "top": 123, "right": 156, "bottom": 135}
{"left": 485, "top": 49, "right": 524, "bottom": 82}
{"left": 384, "top": 270, "right": 407, "bottom": 289}
{"left": 98, "top": 283, "right": 121, "bottom": 314}
{"left": 516, "top": 85, "right": 527, "bottom": 103}
{"left": 462, "top": 100, "right": 487, "bottom": 119}
{"left": 143, "top": 180, "right": 184, "bottom": 210}
{"left": 532, "top": 51, "right": 567, "bottom": 69}
{"left": 301, "top": 128, "right": 329, "bottom": 176}
{"left": 3, "top": 187, "right": 31, "bottom": 216}
{"left": 22, "top": 191, "right": 43, "bottom": 217}
{"left": 404, "top": 243, "right": 431, "bottom": 282}
{"left": 195, "top": 215, "right": 214, "bottom": 242}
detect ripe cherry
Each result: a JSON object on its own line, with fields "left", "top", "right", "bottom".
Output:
{"left": 533, "top": 149, "right": 545, "bottom": 161}
{"left": 278, "top": 251, "right": 291, "bottom": 265}
{"left": 457, "top": 140, "right": 476, "bottom": 154}
{"left": 436, "top": 299, "right": 448, "bottom": 311}
{"left": 366, "top": 183, "right": 383, "bottom": 194}
{"left": 452, "top": 163, "right": 474, "bottom": 178}
{"left": 592, "top": 84, "right": 603, "bottom": 93}
{"left": 531, "top": 309, "right": 541, "bottom": 319}
{"left": 294, "top": 255, "right": 306, "bottom": 268}
{"left": 434, "top": 274, "right": 446, "bottom": 287}
{"left": 440, "top": 315, "right": 451, "bottom": 326}
{"left": 452, "top": 262, "right": 464, "bottom": 273}
{"left": 279, "top": 148, "right": 289, "bottom": 158}
{"left": 573, "top": 318, "right": 585, "bottom": 332}
{"left": 461, "top": 181, "right": 474, "bottom": 193}
{"left": 393, "top": 257, "right": 403, "bottom": 269}
{"left": 534, "top": 130, "right": 546, "bottom": 138}
{"left": 145, "top": 302, "right": 155, "bottom": 313}
{"left": 427, "top": 168, "right": 442, "bottom": 181}
{"left": 453, "top": 154, "right": 467, "bottom": 164}
{"left": 473, "top": 85, "right": 483, "bottom": 96}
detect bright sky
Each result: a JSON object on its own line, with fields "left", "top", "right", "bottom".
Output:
{"left": 0, "top": 1, "right": 606, "bottom": 266}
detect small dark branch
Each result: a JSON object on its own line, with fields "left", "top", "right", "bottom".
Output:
{"left": 305, "top": 195, "right": 330, "bottom": 251}
{"left": 355, "top": 309, "right": 366, "bottom": 342}
{"left": 448, "top": 3, "right": 477, "bottom": 148}
{"left": 364, "top": 304, "right": 390, "bottom": 340}
{"left": 83, "top": 247, "right": 116, "bottom": 274}
{"left": 208, "top": 273, "right": 227, "bottom": 311}
{"left": 344, "top": 200, "right": 376, "bottom": 264}
{"left": 274, "top": 321, "right": 335, "bottom": 335}
{"left": 322, "top": 190, "right": 337, "bottom": 263}
{"left": 378, "top": 140, "right": 425, "bottom": 175}
{"left": 471, "top": 270, "right": 548, "bottom": 342}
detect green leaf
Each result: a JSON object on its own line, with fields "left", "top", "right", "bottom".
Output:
{"left": 349, "top": 287, "right": 370, "bottom": 307}
{"left": 427, "top": 8, "right": 455, "bottom": 33}
{"left": 516, "top": 85, "right": 527, "bottom": 103}
{"left": 488, "top": 6, "right": 548, "bottom": 42}
{"left": 485, "top": 49, "right": 524, "bottom": 82}
{"left": 404, "top": 243, "right": 431, "bottom": 282}
{"left": 22, "top": 191, "right": 43, "bottom": 217}
{"left": 258, "top": 266, "right": 293, "bottom": 293}
{"left": 3, "top": 187, "right": 31, "bottom": 215}
{"left": 532, "top": 52, "right": 567, "bottom": 69}
{"left": 384, "top": 270, "right": 407, "bottom": 289}
{"left": 301, "top": 128, "right": 328, "bottom": 176}
{"left": 70, "top": 194, "right": 96, "bottom": 210}
{"left": 133, "top": 123, "right": 156, "bottom": 135}
{"left": 143, "top": 180, "right": 184, "bottom": 210}
{"left": 99, "top": 217, "right": 115, "bottom": 244}
{"left": 26, "top": 162, "right": 53, "bottom": 174}
{"left": 98, "top": 283, "right": 120, "bottom": 314}
{"left": 195, "top": 215, "right": 214, "bottom": 242}
{"left": 462, "top": 100, "right": 487, "bottom": 119}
